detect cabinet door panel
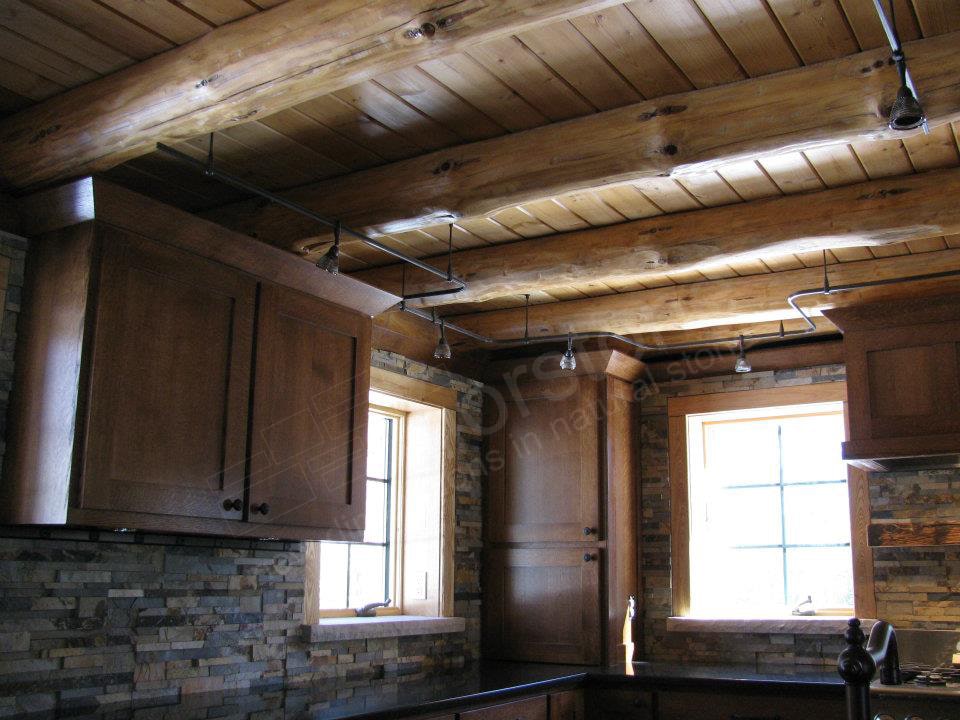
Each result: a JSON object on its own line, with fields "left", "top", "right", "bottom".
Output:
{"left": 487, "top": 377, "right": 600, "bottom": 543}
{"left": 248, "top": 283, "right": 368, "bottom": 534}
{"left": 483, "top": 547, "right": 600, "bottom": 664}
{"left": 80, "top": 228, "right": 255, "bottom": 519}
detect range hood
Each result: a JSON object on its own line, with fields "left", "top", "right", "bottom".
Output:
{"left": 823, "top": 293, "right": 960, "bottom": 473}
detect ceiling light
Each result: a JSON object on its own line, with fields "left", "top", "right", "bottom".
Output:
{"left": 889, "top": 82, "right": 925, "bottom": 131}
{"left": 734, "top": 335, "right": 751, "bottom": 374}
{"left": 560, "top": 333, "right": 577, "bottom": 371}
{"left": 433, "top": 321, "right": 451, "bottom": 360}
{"left": 315, "top": 221, "right": 342, "bottom": 274}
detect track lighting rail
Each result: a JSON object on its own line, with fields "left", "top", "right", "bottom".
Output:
{"left": 406, "top": 266, "right": 960, "bottom": 354}
{"left": 158, "top": 138, "right": 960, "bottom": 366}
{"left": 155, "top": 141, "right": 466, "bottom": 301}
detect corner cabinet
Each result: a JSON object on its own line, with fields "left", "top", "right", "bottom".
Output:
{"left": 482, "top": 352, "right": 642, "bottom": 666}
{"left": 2, "top": 178, "right": 396, "bottom": 540}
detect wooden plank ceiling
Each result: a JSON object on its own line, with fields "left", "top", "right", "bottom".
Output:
{"left": 2, "top": 0, "right": 960, "bottom": 353}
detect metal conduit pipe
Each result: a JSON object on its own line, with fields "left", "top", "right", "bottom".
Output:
{"left": 155, "top": 142, "right": 466, "bottom": 302}
{"left": 156, "top": 140, "right": 960, "bottom": 357}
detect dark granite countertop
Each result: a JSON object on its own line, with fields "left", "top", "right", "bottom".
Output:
{"left": 20, "top": 660, "right": 958, "bottom": 719}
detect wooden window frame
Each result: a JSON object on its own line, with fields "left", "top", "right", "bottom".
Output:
{"left": 304, "top": 368, "right": 458, "bottom": 623}
{"left": 667, "top": 382, "right": 876, "bottom": 620}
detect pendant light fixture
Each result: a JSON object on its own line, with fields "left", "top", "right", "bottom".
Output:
{"left": 734, "top": 335, "right": 751, "bottom": 373}
{"left": 560, "top": 333, "right": 577, "bottom": 371}
{"left": 873, "top": 0, "right": 927, "bottom": 132}
{"left": 433, "top": 319, "right": 452, "bottom": 360}
{"left": 315, "top": 220, "right": 342, "bottom": 274}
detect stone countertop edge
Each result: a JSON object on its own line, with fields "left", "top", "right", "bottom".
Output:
{"left": 335, "top": 663, "right": 849, "bottom": 720}
{"left": 304, "top": 615, "right": 467, "bottom": 642}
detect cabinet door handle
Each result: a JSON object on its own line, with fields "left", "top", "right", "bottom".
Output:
{"left": 222, "top": 498, "right": 242, "bottom": 512}
{"left": 583, "top": 553, "right": 597, "bottom": 562}
{"left": 251, "top": 502, "right": 270, "bottom": 516}
{"left": 583, "top": 526, "right": 597, "bottom": 536}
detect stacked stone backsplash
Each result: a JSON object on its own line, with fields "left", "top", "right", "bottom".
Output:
{"left": 0, "top": 234, "right": 484, "bottom": 716}
{"left": 640, "top": 361, "right": 960, "bottom": 668}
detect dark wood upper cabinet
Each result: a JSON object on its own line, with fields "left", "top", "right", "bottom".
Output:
{"left": 2, "top": 178, "right": 397, "bottom": 540}
{"left": 79, "top": 227, "right": 255, "bottom": 521}
{"left": 248, "top": 283, "right": 369, "bottom": 536}
{"left": 825, "top": 294, "right": 960, "bottom": 471}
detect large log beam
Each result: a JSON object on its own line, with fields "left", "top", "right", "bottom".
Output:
{"left": 447, "top": 249, "right": 960, "bottom": 339}
{"left": 0, "top": 0, "right": 623, "bottom": 191}
{"left": 207, "top": 32, "right": 960, "bottom": 245}
{"left": 352, "top": 167, "right": 960, "bottom": 305}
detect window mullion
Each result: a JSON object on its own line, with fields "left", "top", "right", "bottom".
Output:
{"left": 778, "top": 424, "right": 788, "bottom": 608}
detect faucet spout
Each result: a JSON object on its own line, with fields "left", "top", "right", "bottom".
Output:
{"left": 356, "top": 600, "right": 392, "bottom": 617}
{"left": 866, "top": 620, "right": 901, "bottom": 685}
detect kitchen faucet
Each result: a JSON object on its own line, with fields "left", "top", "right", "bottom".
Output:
{"left": 838, "top": 618, "right": 901, "bottom": 720}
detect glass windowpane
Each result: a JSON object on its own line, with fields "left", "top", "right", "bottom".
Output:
{"left": 691, "top": 548, "right": 784, "bottom": 616}
{"left": 783, "top": 484, "right": 851, "bottom": 546}
{"left": 367, "top": 414, "right": 390, "bottom": 480}
{"left": 363, "top": 480, "right": 387, "bottom": 545}
{"left": 785, "top": 546, "right": 854, "bottom": 609}
{"left": 318, "top": 543, "right": 348, "bottom": 609}
{"left": 703, "top": 420, "right": 779, "bottom": 486}
{"left": 708, "top": 486, "right": 782, "bottom": 547}
{"left": 781, "top": 413, "right": 846, "bottom": 484}
{"left": 347, "top": 544, "right": 387, "bottom": 608}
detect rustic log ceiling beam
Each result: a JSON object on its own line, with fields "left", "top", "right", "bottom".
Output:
{"left": 204, "top": 31, "right": 960, "bottom": 246}
{"left": 0, "top": 0, "right": 625, "bottom": 191}
{"left": 445, "top": 249, "right": 960, "bottom": 340}
{"left": 351, "top": 167, "right": 960, "bottom": 306}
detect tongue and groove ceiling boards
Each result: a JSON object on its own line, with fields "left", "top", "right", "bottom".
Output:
{"left": 1, "top": 0, "right": 959, "bottom": 355}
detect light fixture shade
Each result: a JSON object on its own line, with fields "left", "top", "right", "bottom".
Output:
{"left": 315, "top": 243, "right": 340, "bottom": 274}
{"left": 734, "top": 336, "right": 751, "bottom": 373}
{"left": 560, "top": 334, "right": 576, "bottom": 371}
{"left": 889, "top": 85, "right": 925, "bottom": 131}
{"left": 433, "top": 323, "right": 451, "bottom": 360}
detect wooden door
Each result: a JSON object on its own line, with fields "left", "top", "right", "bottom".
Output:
{"left": 483, "top": 547, "right": 601, "bottom": 664}
{"left": 80, "top": 227, "right": 255, "bottom": 520}
{"left": 486, "top": 376, "right": 600, "bottom": 543}
{"left": 248, "top": 283, "right": 369, "bottom": 535}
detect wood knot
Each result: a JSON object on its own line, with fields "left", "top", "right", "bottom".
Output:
{"left": 29, "top": 124, "right": 61, "bottom": 144}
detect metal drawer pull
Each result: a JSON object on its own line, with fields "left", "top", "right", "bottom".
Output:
{"left": 583, "top": 526, "right": 596, "bottom": 535}
{"left": 583, "top": 553, "right": 597, "bottom": 562}
{"left": 222, "top": 498, "right": 242, "bottom": 511}
{"left": 251, "top": 502, "right": 270, "bottom": 515}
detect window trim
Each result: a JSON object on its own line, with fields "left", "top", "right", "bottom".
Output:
{"left": 667, "top": 381, "right": 876, "bottom": 621}
{"left": 303, "top": 368, "right": 458, "bottom": 625}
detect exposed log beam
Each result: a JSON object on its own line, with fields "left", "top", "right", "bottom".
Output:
{"left": 351, "top": 168, "right": 960, "bottom": 306}
{"left": 448, "top": 249, "right": 960, "bottom": 339}
{"left": 0, "top": 0, "right": 624, "bottom": 191}
{"left": 206, "top": 32, "right": 960, "bottom": 246}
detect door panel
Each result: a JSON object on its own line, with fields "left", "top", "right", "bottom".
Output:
{"left": 248, "top": 283, "right": 369, "bottom": 533}
{"left": 486, "top": 376, "right": 600, "bottom": 543}
{"left": 483, "top": 547, "right": 600, "bottom": 664}
{"left": 81, "top": 228, "right": 255, "bottom": 520}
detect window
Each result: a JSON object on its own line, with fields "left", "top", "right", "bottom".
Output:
{"left": 317, "top": 409, "right": 401, "bottom": 609}
{"left": 304, "top": 368, "right": 458, "bottom": 624}
{"left": 668, "top": 383, "right": 874, "bottom": 620}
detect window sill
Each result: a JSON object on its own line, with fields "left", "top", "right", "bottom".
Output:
{"left": 667, "top": 616, "right": 875, "bottom": 635}
{"left": 304, "top": 615, "right": 466, "bottom": 642}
